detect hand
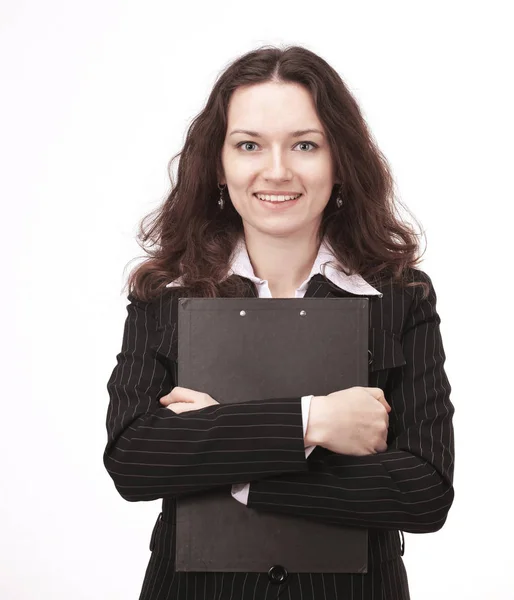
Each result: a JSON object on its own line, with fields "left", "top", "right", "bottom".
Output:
{"left": 306, "top": 386, "right": 391, "bottom": 456}
{"left": 159, "top": 386, "right": 220, "bottom": 414}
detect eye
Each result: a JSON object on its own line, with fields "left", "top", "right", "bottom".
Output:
{"left": 237, "top": 141, "right": 259, "bottom": 152}
{"left": 235, "top": 141, "right": 318, "bottom": 152}
{"left": 296, "top": 141, "right": 318, "bottom": 151}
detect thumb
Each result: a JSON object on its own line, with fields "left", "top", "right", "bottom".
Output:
{"left": 168, "top": 386, "right": 197, "bottom": 403}
{"left": 363, "top": 387, "right": 391, "bottom": 412}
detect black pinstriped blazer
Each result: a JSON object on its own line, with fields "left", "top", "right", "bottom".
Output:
{"left": 103, "top": 269, "right": 455, "bottom": 600}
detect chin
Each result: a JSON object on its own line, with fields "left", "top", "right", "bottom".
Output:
{"left": 252, "top": 223, "right": 305, "bottom": 237}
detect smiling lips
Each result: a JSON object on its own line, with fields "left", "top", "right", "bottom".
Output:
{"left": 254, "top": 193, "right": 302, "bottom": 203}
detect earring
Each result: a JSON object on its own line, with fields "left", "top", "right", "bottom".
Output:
{"left": 218, "top": 183, "right": 226, "bottom": 210}
{"left": 336, "top": 186, "right": 343, "bottom": 209}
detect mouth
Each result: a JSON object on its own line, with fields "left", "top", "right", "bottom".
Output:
{"left": 253, "top": 193, "right": 303, "bottom": 210}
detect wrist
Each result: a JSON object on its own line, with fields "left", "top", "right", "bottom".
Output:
{"left": 305, "top": 395, "right": 327, "bottom": 446}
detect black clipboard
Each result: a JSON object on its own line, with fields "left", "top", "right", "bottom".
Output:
{"left": 175, "top": 297, "right": 369, "bottom": 573}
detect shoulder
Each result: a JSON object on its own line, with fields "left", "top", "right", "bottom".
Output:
{"left": 368, "top": 267, "right": 439, "bottom": 332}
{"left": 127, "top": 286, "right": 183, "bottom": 329}
{"left": 404, "top": 267, "right": 438, "bottom": 304}
{"left": 371, "top": 266, "right": 435, "bottom": 299}
{"left": 391, "top": 267, "right": 443, "bottom": 326}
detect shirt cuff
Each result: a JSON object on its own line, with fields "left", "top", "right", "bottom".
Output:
{"left": 231, "top": 482, "right": 250, "bottom": 505}
{"left": 302, "top": 394, "right": 316, "bottom": 457}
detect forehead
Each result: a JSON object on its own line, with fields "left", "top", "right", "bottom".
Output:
{"left": 226, "top": 82, "right": 322, "bottom": 131}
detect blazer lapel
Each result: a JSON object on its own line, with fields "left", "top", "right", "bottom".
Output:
{"left": 304, "top": 273, "right": 364, "bottom": 299}
{"left": 303, "top": 273, "right": 335, "bottom": 298}
{"left": 237, "top": 273, "right": 364, "bottom": 299}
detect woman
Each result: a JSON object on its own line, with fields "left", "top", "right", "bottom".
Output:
{"left": 103, "top": 45, "right": 455, "bottom": 600}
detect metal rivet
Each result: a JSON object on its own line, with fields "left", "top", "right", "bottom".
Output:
{"left": 300, "top": 310, "right": 306, "bottom": 316}
{"left": 240, "top": 310, "right": 246, "bottom": 316}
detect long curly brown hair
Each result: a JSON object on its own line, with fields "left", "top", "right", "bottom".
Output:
{"left": 124, "top": 44, "right": 428, "bottom": 302}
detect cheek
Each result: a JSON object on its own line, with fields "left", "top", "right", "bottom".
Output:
{"left": 222, "top": 151, "right": 251, "bottom": 174}
{"left": 229, "top": 194, "right": 253, "bottom": 217}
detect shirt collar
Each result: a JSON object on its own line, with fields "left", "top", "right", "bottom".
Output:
{"left": 167, "top": 237, "right": 382, "bottom": 297}
{"left": 226, "top": 236, "right": 382, "bottom": 297}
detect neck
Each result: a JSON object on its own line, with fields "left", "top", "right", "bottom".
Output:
{"left": 242, "top": 226, "right": 322, "bottom": 296}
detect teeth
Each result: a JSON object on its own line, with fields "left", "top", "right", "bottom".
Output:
{"left": 255, "top": 193, "right": 301, "bottom": 202}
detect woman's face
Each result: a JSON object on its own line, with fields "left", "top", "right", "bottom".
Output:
{"left": 220, "top": 81, "right": 338, "bottom": 239}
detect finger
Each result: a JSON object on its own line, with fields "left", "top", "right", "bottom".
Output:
{"left": 170, "top": 386, "right": 206, "bottom": 403}
{"left": 167, "top": 402, "right": 195, "bottom": 413}
{"left": 160, "top": 387, "right": 197, "bottom": 405}
{"left": 377, "top": 398, "right": 391, "bottom": 413}
{"left": 376, "top": 438, "right": 388, "bottom": 453}
{"left": 364, "top": 387, "right": 391, "bottom": 412}
{"left": 168, "top": 386, "right": 190, "bottom": 400}
{"left": 160, "top": 395, "right": 190, "bottom": 406}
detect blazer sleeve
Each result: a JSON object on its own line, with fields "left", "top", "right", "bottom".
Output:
{"left": 103, "top": 294, "right": 310, "bottom": 502}
{"left": 246, "top": 271, "right": 455, "bottom": 534}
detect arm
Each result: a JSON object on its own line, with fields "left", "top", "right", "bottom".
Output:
{"left": 231, "top": 395, "right": 316, "bottom": 504}
{"left": 245, "top": 271, "right": 455, "bottom": 534}
{"left": 103, "top": 294, "right": 310, "bottom": 502}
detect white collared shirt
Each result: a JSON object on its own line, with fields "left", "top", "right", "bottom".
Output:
{"left": 226, "top": 236, "right": 383, "bottom": 298}
{"left": 167, "top": 236, "right": 383, "bottom": 298}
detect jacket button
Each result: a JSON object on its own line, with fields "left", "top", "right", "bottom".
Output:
{"left": 268, "top": 565, "right": 288, "bottom": 584}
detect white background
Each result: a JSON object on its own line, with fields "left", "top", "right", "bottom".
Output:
{"left": 1, "top": 1, "right": 512, "bottom": 598}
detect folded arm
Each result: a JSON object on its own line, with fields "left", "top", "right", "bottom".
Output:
{"left": 243, "top": 271, "right": 455, "bottom": 534}
{"left": 103, "top": 294, "right": 311, "bottom": 502}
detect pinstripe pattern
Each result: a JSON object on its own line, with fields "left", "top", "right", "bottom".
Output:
{"left": 104, "top": 269, "right": 454, "bottom": 599}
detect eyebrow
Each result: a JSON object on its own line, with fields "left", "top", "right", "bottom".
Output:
{"left": 229, "top": 128, "right": 325, "bottom": 138}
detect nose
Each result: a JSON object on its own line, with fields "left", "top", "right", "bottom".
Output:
{"left": 262, "top": 148, "right": 293, "bottom": 181}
